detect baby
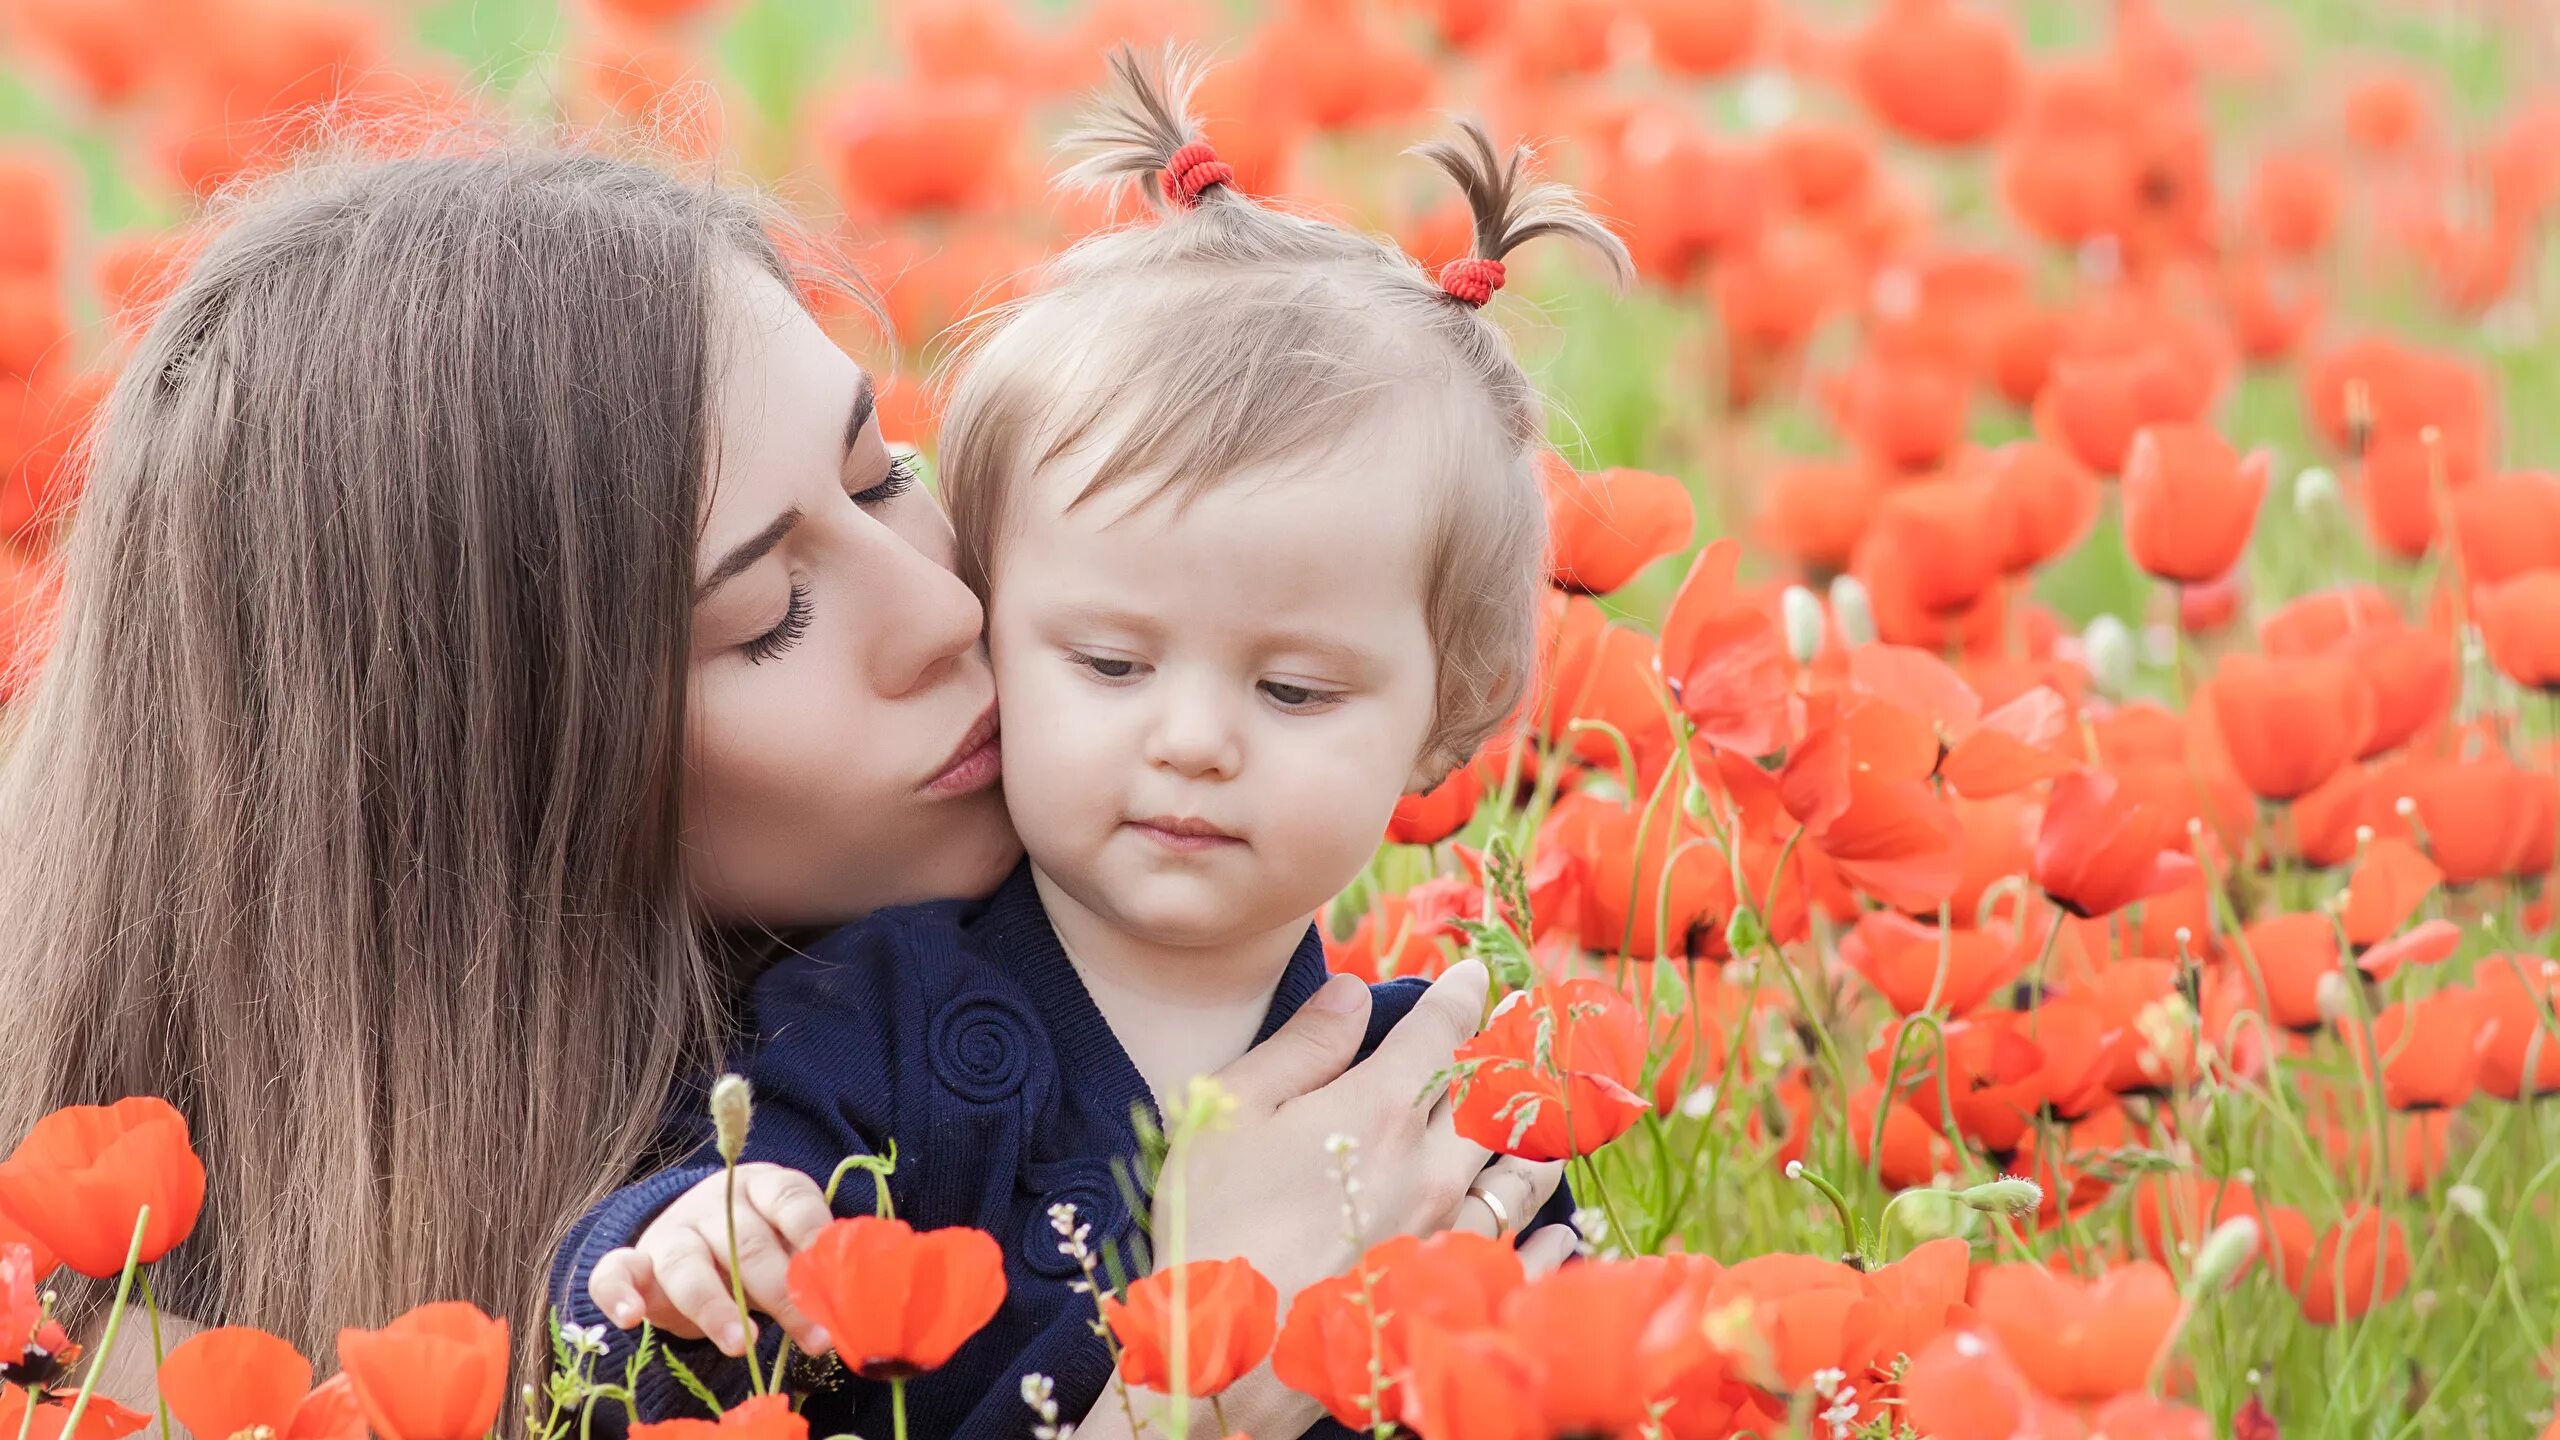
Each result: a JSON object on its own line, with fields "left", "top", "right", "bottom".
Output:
{"left": 554, "top": 48, "right": 1629, "bottom": 1440}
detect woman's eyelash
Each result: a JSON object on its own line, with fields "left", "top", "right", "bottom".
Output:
{"left": 743, "top": 583, "right": 812, "bottom": 664}
{"left": 852, "top": 453, "right": 921, "bottom": 506}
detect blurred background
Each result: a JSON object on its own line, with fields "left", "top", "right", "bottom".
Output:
{"left": 1, "top": 0, "right": 2556, "bottom": 668}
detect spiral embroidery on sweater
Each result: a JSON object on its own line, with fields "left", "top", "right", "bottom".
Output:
{"left": 929, "top": 993, "right": 1038, "bottom": 1104}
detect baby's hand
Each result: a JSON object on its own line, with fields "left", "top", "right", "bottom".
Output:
{"left": 587, "top": 1163, "right": 836, "bottom": 1358}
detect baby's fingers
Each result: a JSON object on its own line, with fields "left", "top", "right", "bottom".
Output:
{"left": 745, "top": 1167, "right": 837, "bottom": 1252}
{"left": 730, "top": 1221, "right": 830, "bottom": 1355}
{"left": 655, "top": 1229, "right": 758, "bottom": 1357}
{"left": 590, "top": 1248, "right": 668, "bottom": 1333}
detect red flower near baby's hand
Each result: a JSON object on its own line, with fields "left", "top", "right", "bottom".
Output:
{"left": 1452, "top": 979, "right": 1649, "bottom": 1161}
{"left": 336, "top": 1302, "right": 509, "bottom": 1440}
{"left": 0, "top": 1097, "right": 206, "bottom": 1279}
{"left": 1, "top": 1242, "right": 76, "bottom": 1387}
{"left": 633, "top": 1394, "right": 810, "bottom": 1440}
{"left": 0, "top": 1387, "right": 151, "bottom": 1440}
{"left": 1104, "top": 1257, "right": 1279, "bottom": 1397}
{"left": 787, "top": 1217, "right": 1006, "bottom": 1381}
{"left": 161, "top": 1327, "right": 364, "bottom": 1440}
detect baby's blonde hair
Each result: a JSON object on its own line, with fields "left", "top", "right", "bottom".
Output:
{"left": 940, "top": 46, "right": 1630, "bottom": 784}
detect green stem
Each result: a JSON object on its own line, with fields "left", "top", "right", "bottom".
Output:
{"left": 1787, "top": 1162, "right": 1862, "bottom": 1262}
{"left": 891, "top": 1377, "right": 909, "bottom": 1440}
{"left": 57, "top": 1208, "right": 150, "bottom": 1440}
{"left": 138, "top": 1271, "right": 173, "bottom": 1440}
{"left": 723, "top": 1163, "right": 767, "bottom": 1394}
{"left": 13, "top": 1383, "right": 39, "bottom": 1440}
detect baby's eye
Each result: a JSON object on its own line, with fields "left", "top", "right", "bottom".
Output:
{"left": 1261, "top": 680, "right": 1345, "bottom": 712}
{"left": 1069, "top": 652, "right": 1147, "bottom": 683}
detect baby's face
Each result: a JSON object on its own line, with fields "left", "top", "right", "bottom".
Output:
{"left": 987, "top": 433, "right": 1441, "bottom": 951}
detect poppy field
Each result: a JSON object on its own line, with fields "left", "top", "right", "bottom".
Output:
{"left": 6, "top": 0, "right": 2560, "bottom": 1436}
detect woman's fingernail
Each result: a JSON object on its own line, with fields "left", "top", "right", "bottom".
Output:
{"left": 805, "top": 1327, "right": 831, "bottom": 1352}
{"left": 1313, "top": 974, "right": 1366, "bottom": 1012}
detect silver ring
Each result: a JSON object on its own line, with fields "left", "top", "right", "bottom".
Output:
{"left": 1466, "top": 1182, "right": 1514, "bottom": 1238}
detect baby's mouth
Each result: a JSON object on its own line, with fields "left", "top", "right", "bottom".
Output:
{"left": 1125, "top": 815, "right": 1244, "bottom": 852}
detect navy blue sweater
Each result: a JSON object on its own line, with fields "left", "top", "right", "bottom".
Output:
{"left": 550, "top": 861, "right": 1571, "bottom": 1440}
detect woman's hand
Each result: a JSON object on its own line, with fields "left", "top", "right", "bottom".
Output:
{"left": 587, "top": 1163, "right": 836, "bottom": 1357}
{"left": 1160, "top": 959, "right": 1564, "bottom": 1304}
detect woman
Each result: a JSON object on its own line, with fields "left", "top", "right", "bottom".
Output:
{"left": 0, "top": 140, "right": 1560, "bottom": 1419}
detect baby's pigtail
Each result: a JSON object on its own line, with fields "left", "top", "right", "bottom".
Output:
{"left": 1411, "top": 121, "right": 1633, "bottom": 306}
{"left": 1057, "top": 45, "right": 1238, "bottom": 214}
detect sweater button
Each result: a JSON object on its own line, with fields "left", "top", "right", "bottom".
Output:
{"left": 929, "top": 992, "right": 1038, "bottom": 1104}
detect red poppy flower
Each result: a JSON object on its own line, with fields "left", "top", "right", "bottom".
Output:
{"left": 1538, "top": 597, "right": 1675, "bottom": 773}
{"left": 1824, "top": 353, "right": 1971, "bottom": 473}
{"left": 1657, "top": 539, "right": 1793, "bottom": 758}
{"left": 2203, "top": 653, "right": 2374, "bottom": 802}
{"left": 161, "top": 1328, "right": 365, "bottom": 1440}
{"left": 2246, "top": 146, "right": 2340, "bottom": 259}
{"left": 1452, "top": 979, "right": 1650, "bottom": 1160}
{"left": 815, "top": 79, "right": 1020, "bottom": 223}
{"left": 1842, "top": 912, "right": 2027, "bottom": 1016}
{"left": 2034, "top": 769, "right": 2198, "bottom": 919}
{"left": 0, "top": 1213, "right": 52, "bottom": 1290}
{"left": 1566, "top": 801, "right": 1741, "bottom": 961}
{"left": 2343, "top": 833, "right": 2443, "bottom": 948}
{"left": 1782, "top": 707, "right": 1967, "bottom": 912}
{"left": 2357, "top": 986, "right": 2481, "bottom": 1111}
{"left": 630, "top": 1394, "right": 808, "bottom": 1440}
{"left": 1502, "top": 1258, "right": 1687, "bottom": 1436}
{"left": 1634, "top": 0, "right": 1764, "bottom": 76}
{"left": 1, "top": 1241, "right": 74, "bottom": 1387}
{"left": 1850, "top": 475, "right": 2007, "bottom": 625}
{"left": 1541, "top": 456, "right": 1696, "bottom": 596}
{"left": 2475, "top": 954, "right": 2560, "bottom": 1101}
{"left": 1899, "top": 1330, "right": 2085, "bottom": 1440}
{"left": 2237, "top": 911, "right": 2341, "bottom": 1032}
{"left": 1848, "top": 0, "right": 2023, "bottom": 146}
{"left": 1850, "top": 1083, "right": 1959, "bottom": 1189}
{"left": 1105, "top": 1257, "right": 1280, "bottom": 1397}
{"left": 2131, "top": 1173, "right": 2269, "bottom": 1283}
{"left": 786, "top": 1218, "right": 1006, "bottom": 1380}
{"left": 2395, "top": 753, "right": 2558, "bottom": 885}
{"left": 2477, "top": 571, "right": 2560, "bottom": 692}
{"left": 2452, "top": 470, "right": 2560, "bottom": 588}
{"left": 1755, "top": 458, "right": 1881, "bottom": 574}
{"left": 1389, "top": 766, "right": 1483, "bottom": 847}
{"left": 0, "top": 1097, "right": 207, "bottom": 1279}
{"left": 335, "top": 1302, "right": 510, "bottom": 1440}
{"left": 1982, "top": 439, "right": 2100, "bottom": 575}
{"left": 0, "top": 1389, "right": 151, "bottom": 1440}
{"left": 2219, "top": 249, "right": 2323, "bottom": 364}
{"left": 2294, "top": 1206, "right": 2409, "bottom": 1324}
{"left": 1275, "top": 1231, "right": 1524, "bottom": 1431}
{"left": 2122, "top": 424, "right": 2270, "bottom": 585}
{"left": 2035, "top": 342, "right": 2210, "bottom": 477}
{"left": 1400, "top": 1321, "right": 1544, "bottom": 1440}
{"left": 1968, "top": 1259, "right": 2178, "bottom": 1402}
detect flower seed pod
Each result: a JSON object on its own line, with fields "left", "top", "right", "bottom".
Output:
{"left": 710, "top": 1073, "right": 753, "bottom": 1164}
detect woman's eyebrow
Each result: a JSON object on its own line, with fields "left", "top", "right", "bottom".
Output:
{"left": 696, "top": 506, "right": 803, "bottom": 602}
{"left": 844, "top": 371, "right": 876, "bottom": 454}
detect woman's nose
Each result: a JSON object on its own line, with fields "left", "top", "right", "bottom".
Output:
{"left": 862, "top": 526, "right": 988, "bottom": 699}
{"left": 1144, "top": 679, "right": 1241, "bottom": 780}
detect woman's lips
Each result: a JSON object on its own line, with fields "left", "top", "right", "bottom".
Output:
{"left": 922, "top": 707, "right": 1002, "bottom": 797}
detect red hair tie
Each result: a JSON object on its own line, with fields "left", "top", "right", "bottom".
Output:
{"left": 1440, "top": 257, "right": 1507, "bottom": 307}
{"left": 1161, "top": 141, "right": 1234, "bottom": 209}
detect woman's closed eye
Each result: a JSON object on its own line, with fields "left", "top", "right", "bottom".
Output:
{"left": 850, "top": 452, "right": 921, "bottom": 507}
{"left": 743, "top": 583, "right": 812, "bottom": 664}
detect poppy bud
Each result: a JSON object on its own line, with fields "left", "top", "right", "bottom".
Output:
{"left": 2184, "top": 1216, "right": 2259, "bottom": 1298}
{"left": 711, "top": 1074, "right": 753, "bottom": 1165}
{"left": 2294, "top": 464, "right": 2339, "bottom": 518}
{"left": 1959, "top": 1176, "right": 2044, "bottom": 1218}
{"left": 2445, "top": 1184, "right": 2485, "bottom": 1221}
{"left": 1781, "top": 585, "right": 1824, "bottom": 664}
{"left": 1828, "top": 574, "right": 1876, "bottom": 647}
{"left": 2083, "top": 614, "right": 2135, "bottom": 696}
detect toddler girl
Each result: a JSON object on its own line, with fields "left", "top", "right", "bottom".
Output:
{"left": 554, "top": 47, "right": 1628, "bottom": 1439}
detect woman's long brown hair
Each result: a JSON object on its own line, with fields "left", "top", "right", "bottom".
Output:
{"left": 0, "top": 140, "right": 811, "bottom": 1377}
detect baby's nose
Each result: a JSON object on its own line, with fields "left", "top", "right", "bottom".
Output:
{"left": 1143, "top": 682, "right": 1242, "bottom": 779}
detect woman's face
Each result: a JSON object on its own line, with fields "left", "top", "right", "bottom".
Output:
{"left": 682, "top": 260, "right": 1021, "bottom": 926}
